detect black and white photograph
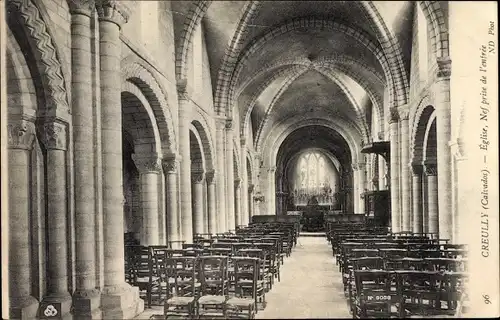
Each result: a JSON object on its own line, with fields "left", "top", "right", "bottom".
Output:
{"left": 1, "top": 1, "right": 498, "bottom": 319}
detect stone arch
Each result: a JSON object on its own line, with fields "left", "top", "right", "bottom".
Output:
{"left": 422, "top": 114, "right": 438, "bottom": 163}
{"left": 254, "top": 66, "right": 371, "bottom": 147}
{"left": 6, "top": 0, "right": 70, "bottom": 119}
{"left": 411, "top": 104, "right": 436, "bottom": 164}
{"left": 175, "top": 0, "right": 212, "bottom": 81}
{"left": 121, "top": 82, "right": 161, "bottom": 157}
{"left": 357, "top": 1, "right": 409, "bottom": 105}
{"left": 121, "top": 59, "right": 177, "bottom": 155}
{"left": 419, "top": 1, "right": 449, "bottom": 59}
{"left": 263, "top": 118, "right": 363, "bottom": 169}
{"left": 240, "top": 65, "right": 307, "bottom": 137}
{"left": 6, "top": 28, "right": 37, "bottom": 117}
{"left": 410, "top": 94, "right": 435, "bottom": 162}
{"left": 213, "top": 0, "right": 261, "bottom": 116}
{"left": 239, "top": 59, "right": 384, "bottom": 138}
{"left": 189, "top": 125, "right": 206, "bottom": 173}
{"left": 191, "top": 116, "right": 215, "bottom": 171}
{"left": 222, "top": 17, "right": 405, "bottom": 117}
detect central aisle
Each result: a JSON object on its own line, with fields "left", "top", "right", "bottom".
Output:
{"left": 256, "top": 236, "right": 351, "bottom": 319}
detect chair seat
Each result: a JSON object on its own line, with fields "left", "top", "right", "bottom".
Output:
{"left": 237, "top": 279, "right": 266, "bottom": 287}
{"left": 226, "top": 297, "right": 255, "bottom": 307}
{"left": 167, "top": 296, "right": 195, "bottom": 305}
{"left": 198, "top": 295, "right": 227, "bottom": 305}
{"left": 136, "top": 276, "right": 160, "bottom": 283}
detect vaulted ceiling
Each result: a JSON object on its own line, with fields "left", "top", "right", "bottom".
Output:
{"left": 179, "top": 1, "right": 416, "bottom": 161}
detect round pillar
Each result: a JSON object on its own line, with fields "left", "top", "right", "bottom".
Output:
{"left": 132, "top": 154, "right": 161, "bottom": 246}
{"left": 205, "top": 170, "right": 217, "bottom": 234}
{"left": 225, "top": 120, "right": 235, "bottom": 231}
{"left": 425, "top": 163, "right": 439, "bottom": 235}
{"left": 215, "top": 118, "right": 226, "bottom": 233}
{"left": 163, "top": 156, "right": 180, "bottom": 248}
{"left": 411, "top": 164, "right": 424, "bottom": 233}
{"left": 389, "top": 112, "right": 401, "bottom": 232}
{"left": 191, "top": 171, "right": 205, "bottom": 236}
{"left": 7, "top": 119, "right": 39, "bottom": 319}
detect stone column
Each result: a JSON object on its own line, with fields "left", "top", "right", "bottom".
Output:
{"left": 68, "top": 1, "right": 102, "bottom": 316}
{"left": 268, "top": 167, "right": 276, "bottom": 214}
{"left": 378, "top": 155, "right": 387, "bottom": 190}
{"left": 240, "top": 138, "right": 249, "bottom": 225}
{"left": 433, "top": 59, "right": 453, "bottom": 240}
{"left": 132, "top": 153, "right": 161, "bottom": 246}
{"left": 225, "top": 119, "right": 236, "bottom": 231}
{"left": 205, "top": 170, "right": 217, "bottom": 234}
{"left": 191, "top": 171, "right": 205, "bottom": 236}
{"left": 7, "top": 120, "right": 39, "bottom": 319}
{"left": 40, "top": 122, "right": 72, "bottom": 314}
{"left": 248, "top": 184, "right": 255, "bottom": 222}
{"left": 96, "top": 1, "right": 143, "bottom": 317}
{"left": 357, "top": 162, "right": 366, "bottom": 214}
{"left": 234, "top": 179, "right": 242, "bottom": 227}
{"left": 424, "top": 162, "right": 439, "bottom": 235}
{"left": 389, "top": 110, "right": 401, "bottom": 232}
{"left": 163, "top": 155, "right": 180, "bottom": 248}
{"left": 177, "top": 83, "right": 193, "bottom": 243}
{"left": 411, "top": 163, "right": 424, "bottom": 233}
{"left": 351, "top": 164, "right": 359, "bottom": 213}
{"left": 398, "top": 106, "right": 411, "bottom": 232}
{"left": 215, "top": 118, "right": 226, "bottom": 233}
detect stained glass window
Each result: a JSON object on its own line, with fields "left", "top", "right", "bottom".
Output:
{"left": 296, "top": 151, "right": 330, "bottom": 192}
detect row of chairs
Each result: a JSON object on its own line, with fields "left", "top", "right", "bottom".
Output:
{"left": 326, "top": 225, "right": 468, "bottom": 318}
{"left": 125, "top": 221, "right": 298, "bottom": 318}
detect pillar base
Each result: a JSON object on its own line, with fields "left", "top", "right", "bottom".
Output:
{"left": 72, "top": 289, "right": 102, "bottom": 319}
{"left": 9, "top": 295, "right": 39, "bottom": 320}
{"left": 100, "top": 283, "right": 144, "bottom": 319}
{"left": 40, "top": 293, "right": 73, "bottom": 319}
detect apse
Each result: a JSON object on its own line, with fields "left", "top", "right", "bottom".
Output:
{"left": 274, "top": 125, "right": 353, "bottom": 215}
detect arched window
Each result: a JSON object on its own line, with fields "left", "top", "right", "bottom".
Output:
{"left": 295, "top": 151, "right": 332, "bottom": 193}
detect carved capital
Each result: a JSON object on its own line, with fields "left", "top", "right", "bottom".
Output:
{"left": 248, "top": 184, "right": 255, "bottom": 193}
{"left": 162, "top": 154, "right": 180, "bottom": 173}
{"left": 205, "top": 170, "right": 216, "bottom": 184}
{"left": 351, "top": 163, "right": 359, "bottom": 171}
{"left": 397, "top": 104, "right": 410, "bottom": 121}
{"left": 423, "top": 162, "right": 438, "bottom": 176}
{"left": 68, "top": 0, "right": 95, "bottom": 16}
{"left": 268, "top": 166, "right": 276, "bottom": 173}
{"left": 191, "top": 171, "right": 205, "bottom": 183}
{"left": 7, "top": 119, "right": 35, "bottom": 150}
{"left": 240, "top": 137, "right": 246, "bottom": 146}
{"left": 41, "top": 122, "right": 67, "bottom": 150}
{"left": 435, "top": 57, "right": 452, "bottom": 79}
{"left": 377, "top": 131, "right": 384, "bottom": 140}
{"left": 388, "top": 107, "right": 399, "bottom": 124}
{"left": 95, "top": 0, "right": 132, "bottom": 27}
{"left": 225, "top": 119, "right": 233, "bottom": 130}
{"left": 411, "top": 163, "right": 424, "bottom": 176}
{"left": 132, "top": 153, "right": 161, "bottom": 173}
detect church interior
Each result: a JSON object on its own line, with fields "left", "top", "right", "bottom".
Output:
{"left": 2, "top": 0, "right": 497, "bottom": 319}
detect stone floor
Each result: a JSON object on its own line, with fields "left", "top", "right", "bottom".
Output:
{"left": 255, "top": 236, "right": 351, "bottom": 319}
{"left": 134, "top": 236, "right": 351, "bottom": 319}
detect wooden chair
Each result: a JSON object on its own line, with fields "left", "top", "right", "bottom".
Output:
{"left": 163, "top": 256, "right": 199, "bottom": 319}
{"left": 226, "top": 257, "right": 265, "bottom": 319}
{"left": 352, "top": 270, "right": 398, "bottom": 319}
{"left": 395, "top": 270, "right": 443, "bottom": 317}
{"left": 197, "top": 255, "right": 229, "bottom": 319}
{"left": 133, "top": 246, "right": 162, "bottom": 308}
